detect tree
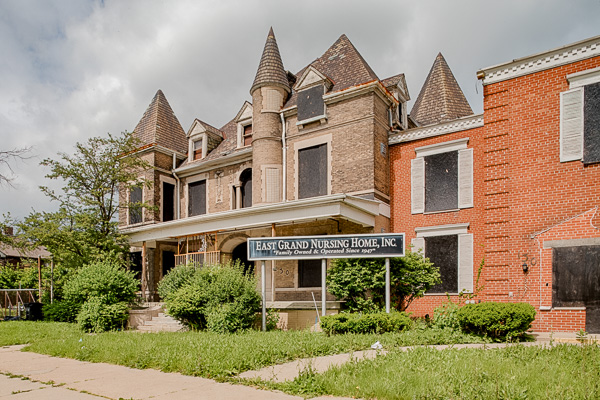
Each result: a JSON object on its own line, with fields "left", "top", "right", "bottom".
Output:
{"left": 12, "top": 132, "right": 152, "bottom": 269}
{"left": 0, "top": 147, "right": 32, "bottom": 187}
{"left": 326, "top": 248, "right": 440, "bottom": 312}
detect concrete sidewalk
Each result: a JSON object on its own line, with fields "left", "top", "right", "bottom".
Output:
{"left": 0, "top": 345, "right": 334, "bottom": 400}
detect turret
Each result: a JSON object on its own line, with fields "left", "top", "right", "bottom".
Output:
{"left": 250, "top": 27, "right": 291, "bottom": 205}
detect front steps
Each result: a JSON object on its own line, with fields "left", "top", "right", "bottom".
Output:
{"left": 136, "top": 312, "right": 186, "bottom": 332}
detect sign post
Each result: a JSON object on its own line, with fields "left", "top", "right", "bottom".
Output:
{"left": 248, "top": 233, "right": 405, "bottom": 326}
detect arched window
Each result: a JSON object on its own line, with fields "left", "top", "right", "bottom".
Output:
{"left": 240, "top": 169, "right": 252, "bottom": 208}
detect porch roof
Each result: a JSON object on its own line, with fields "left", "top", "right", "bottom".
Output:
{"left": 121, "top": 194, "right": 386, "bottom": 246}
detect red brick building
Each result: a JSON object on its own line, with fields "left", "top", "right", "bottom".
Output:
{"left": 390, "top": 36, "right": 600, "bottom": 332}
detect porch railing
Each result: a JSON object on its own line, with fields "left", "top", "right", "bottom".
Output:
{"left": 0, "top": 289, "right": 38, "bottom": 318}
{"left": 174, "top": 251, "right": 220, "bottom": 267}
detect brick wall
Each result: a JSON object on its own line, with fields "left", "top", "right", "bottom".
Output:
{"left": 390, "top": 55, "right": 600, "bottom": 332}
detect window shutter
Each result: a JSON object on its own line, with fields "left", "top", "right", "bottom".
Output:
{"left": 458, "top": 148, "right": 473, "bottom": 208}
{"left": 411, "top": 237, "right": 425, "bottom": 254}
{"left": 458, "top": 233, "right": 473, "bottom": 293}
{"left": 411, "top": 157, "right": 425, "bottom": 214}
{"left": 560, "top": 88, "right": 584, "bottom": 162}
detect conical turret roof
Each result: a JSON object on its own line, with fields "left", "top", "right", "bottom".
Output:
{"left": 133, "top": 90, "right": 187, "bottom": 154}
{"left": 410, "top": 53, "right": 473, "bottom": 126}
{"left": 250, "top": 27, "right": 291, "bottom": 95}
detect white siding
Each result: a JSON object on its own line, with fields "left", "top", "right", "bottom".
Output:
{"left": 411, "top": 237, "right": 425, "bottom": 254}
{"left": 560, "top": 88, "right": 584, "bottom": 162}
{"left": 411, "top": 157, "right": 425, "bottom": 214}
{"left": 458, "top": 233, "right": 474, "bottom": 293}
{"left": 457, "top": 148, "right": 473, "bottom": 208}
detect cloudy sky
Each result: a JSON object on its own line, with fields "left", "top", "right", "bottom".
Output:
{"left": 1, "top": 0, "right": 599, "bottom": 219}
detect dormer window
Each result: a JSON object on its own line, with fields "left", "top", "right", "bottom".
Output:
{"left": 193, "top": 139, "right": 203, "bottom": 160}
{"left": 243, "top": 124, "right": 253, "bottom": 146}
{"left": 294, "top": 66, "right": 332, "bottom": 130}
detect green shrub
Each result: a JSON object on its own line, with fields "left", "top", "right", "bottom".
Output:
{"left": 63, "top": 260, "right": 138, "bottom": 305}
{"left": 157, "top": 263, "right": 196, "bottom": 301}
{"left": 76, "top": 297, "right": 129, "bottom": 333}
{"left": 320, "top": 311, "right": 412, "bottom": 335}
{"left": 165, "top": 262, "right": 261, "bottom": 333}
{"left": 457, "top": 302, "right": 536, "bottom": 340}
{"left": 432, "top": 302, "right": 461, "bottom": 330}
{"left": 327, "top": 249, "right": 439, "bottom": 313}
{"left": 42, "top": 300, "right": 81, "bottom": 322}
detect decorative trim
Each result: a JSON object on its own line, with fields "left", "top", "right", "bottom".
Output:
{"left": 543, "top": 237, "right": 600, "bottom": 249}
{"left": 415, "top": 137, "right": 469, "bottom": 157}
{"left": 389, "top": 115, "right": 483, "bottom": 144}
{"left": 478, "top": 35, "right": 600, "bottom": 85}
{"left": 415, "top": 223, "right": 469, "bottom": 237}
{"left": 175, "top": 147, "right": 252, "bottom": 177}
{"left": 568, "top": 66, "right": 600, "bottom": 88}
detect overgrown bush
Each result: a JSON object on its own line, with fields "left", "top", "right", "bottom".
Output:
{"left": 432, "top": 302, "right": 461, "bottom": 330}
{"left": 165, "top": 262, "right": 261, "bottom": 333}
{"left": 157, "top": 263, "right": 196, "bottom": 301}
{"left": 76, "top": 297, "right": 129, "bottom": 333}
{"left": 457, "top": 302, "right": 536, "bottom": 340}
{"left": 42, "top": 300, "right": 81, "bottom": 322}
{"left": 63, "top": 260, "right": 138, "bottom": 305}
{"left": 0, "top": 264, "right": 39, "bottom": 290}
{"left": 320, "top": 311, "right": 412, "bottom": 335}
{"left": 327, "top": 249, "right": 439, "bottom": 313}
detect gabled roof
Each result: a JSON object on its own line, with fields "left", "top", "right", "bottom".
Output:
{"left": 381, "top": 73, "right": 410, "bottom": 101}
{"left": 284, "top": 34, "right": 380, "bottom": 108}
{"left": 250, "top": 27, "right": 291, "bottom": 95}
{"left": 187, "top": 119, "right": 224, "bottom": 139}
{"left": 133, "top": 90, "right": 188, "bottom": 154}
{"left": 410, "top": 53, "right": 473, "bottom": 126}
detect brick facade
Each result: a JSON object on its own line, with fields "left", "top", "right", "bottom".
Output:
{"left": 390, "top": 38, "right": 600, "bottom": 332}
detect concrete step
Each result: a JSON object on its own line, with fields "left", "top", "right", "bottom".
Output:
{"left": 137, "top": 324, "right": 184, "bottom": 333}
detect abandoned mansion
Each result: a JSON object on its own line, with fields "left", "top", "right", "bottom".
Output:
{"left": 119, "top": 29, "right": 600, "bottom": 332}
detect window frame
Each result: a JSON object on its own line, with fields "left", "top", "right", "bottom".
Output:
{"left": 160, "top": 175, "right": 176, "bottom": 222}
{"left": 294, "top": 134, "right": 332, "bottom": 200}
{"left": 412, "top": 223, "right": 473, "bottom": 295}
{"left": 561, "top": 67, "right": 600, "bottom": 163}
{"left": 128, "top": 184, "right": 144, "bottom": 226}
{"left": 186, "top": 174, "right": 208, "bottom": 217}
{"left": 411, "top": 138, "right": 473, "bottom": 214}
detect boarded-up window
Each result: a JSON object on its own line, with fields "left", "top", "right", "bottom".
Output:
{"left": 298, "top": 85, "right": 325, "bottom": 122}
{"left": 584, "top": 82, "right": 600, "bottom": 164}
{"left": 240, "top": 169, "right": 252, "bottom": 208}
{"left": 425, "top": 151, "right": 458, "bottom": 212}
{"left": 129, "top": 186, "right": 142, "bottom": 224}
{"left": 553, "top": 245, "right": 600, "bottom": 307}
{"left": 243, "top": 124, "right": 253, "bottom": 146}
{"left": 299, "top": 259, "right": 322, "bottom": 288}
{"left": 298, "top": 143, "right": 327, "bottom": 199}
{"left": 188, "top": 180, "right": 206, "bottom": 216}
{"left": 426, "top": 235, "right": 458, "bottom": 293}
{"left": 162, "top": 182, "right": 175, "bottom": 222}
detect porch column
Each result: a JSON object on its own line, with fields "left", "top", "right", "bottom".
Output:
{"left": 235, "top": 184, "right": 242, "bottom": 209}
{"left": 385, "top": 258, "right": 390, "bottom": 313}
{"left": 321, "top": 259, "right": 326, "bottom": 317}
{"left": 261, "top": 260, "right": 266, "bottom": 331}
{"left": 141, "top": 241, "right": 148, "bottom": 300}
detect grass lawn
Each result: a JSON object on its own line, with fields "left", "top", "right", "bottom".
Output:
{"left": 268, "top": 344, "right": 600, "bottom": 399}
{"left": 0, "top": 320, "right": 481, "bottom": 379}
{"left": 3, "top": 321, "right": 597, "bottom": 399}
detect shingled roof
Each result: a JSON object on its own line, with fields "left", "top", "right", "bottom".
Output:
{"left": 250, "top": 27, "right": 291, "bottom": 95}
{"left": 133, "top": 90, "right": 188, "bottom": 154}
{"left": 284, "top": 34, "right": 380, "bottom": 108}
{"left": 410, "top": 53, "right": 473, "bottom": 126}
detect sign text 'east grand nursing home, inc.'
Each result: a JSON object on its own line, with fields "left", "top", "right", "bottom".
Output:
{"left": 247, "top": 233, "right": 405, "bottom": 260}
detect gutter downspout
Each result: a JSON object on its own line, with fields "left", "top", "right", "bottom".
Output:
{"left": 172, "top": 152, "right": 181, "bottom": 219}
{"left": 280, "top": 111, "right": 287, "bottom": 202}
